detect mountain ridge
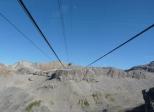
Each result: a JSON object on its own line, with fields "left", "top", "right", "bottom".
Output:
{"left": 0, "top": 60, "right": 153, "bottom": 80}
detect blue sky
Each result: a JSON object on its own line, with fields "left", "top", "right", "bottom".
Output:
{"left": 0, "top": 0, "right": 154, "bottom": 69}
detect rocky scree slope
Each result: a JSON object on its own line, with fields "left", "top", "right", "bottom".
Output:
{"left": 0, "top": 61, "right": 154, "bottom": 112}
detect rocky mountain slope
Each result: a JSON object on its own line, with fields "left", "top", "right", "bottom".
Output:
{"left": 126, "top": 61, "right": 154, "bottom": 73}
{"left": 0, "top": 61, "right": 154, "bottom": 112}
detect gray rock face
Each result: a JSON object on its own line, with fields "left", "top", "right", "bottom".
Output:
{"left": 45, "top": 67, "right": 145, "bottom": 82}
{"left": 126, "top": 70, "right": 146, "bottom": 79}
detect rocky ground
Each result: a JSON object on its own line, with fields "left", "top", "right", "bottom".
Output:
{"left": 0, "top": 61, "right": 154, "bottom": 112}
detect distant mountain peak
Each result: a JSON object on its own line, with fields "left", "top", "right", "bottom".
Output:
{"left": 149, "top": 61, "right": 154, "bottom": 66}
{"left": 126, "top": 61, "right": 154, "bottom": 73}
